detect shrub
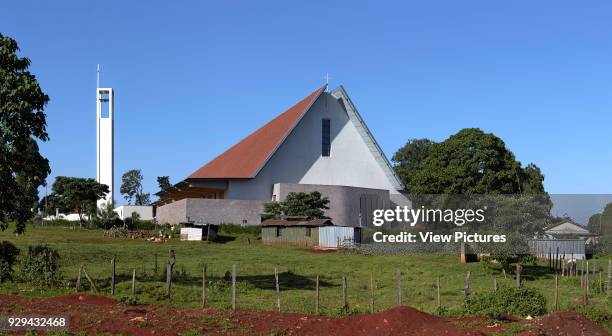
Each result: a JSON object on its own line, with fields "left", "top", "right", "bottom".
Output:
{"left": 41, "top": 219, "right": 75, "bottom": 227}
{"left": 93, "top": 217, "right": 124, "bottom": 230}
{"left": 219, "top": 223, "right": 261, "bottom": 236}
{"left": 461, "top": 286, "right": 547, "bottom": 318}
{"left": 19, "top": 245, "right": 62, "bottom": 287}
{"left": 120, "top": 295, "right": 140, "bottom": 305}
{"left": 0, "top": 241, "right": 20, "bottom": 282}
{"left": 125, "top": 219, "right": 156, "bottom": 230}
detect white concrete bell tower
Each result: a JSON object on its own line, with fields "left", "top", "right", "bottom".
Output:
{"left": 96, "top": 66, "right": 114, "bottom": 208}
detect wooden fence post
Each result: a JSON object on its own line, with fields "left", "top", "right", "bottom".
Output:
{"left": 502, "top": 268, "right": 507, "bottom": 279}
{"left": 202, "top": 265, "right": 207, "bottom": 308}
{"left": 370, "top": 273, "right": 374, "bottom": 314}
{"left": 274, "top": 267, "right": 280, "bottom": 312}
{"left": 315, "top": 275, "right": 320, "bottom": 315}
{"left": 586, "top": 261, "right": 590, "bottom": 293}
{"left": 76, "top": 265, "right": 83, "bottom": 293}
{"left": 516, "top": 264, "right": 522, "bottom": 288}
{"left": 342, "top": 276, "right": 348, "bottom": 313}
{"left": 154, "top": 253, "right": 158, "bottom": 275}
{"left": 396, "top": 269, "right": 402, "bottom": 306}
{"left": 111, "top": 257, "right": 116, "bottom": 295}
{"left": 82, "top": 267, "right": 99, "bottom": 293}
{"left": 583, "top": 273, "right": 588, "bottom": 305}
{"left": 493, "top": 277, "right": 498, "bottom": 291}
{"left": 464, "top": 271, "right": 471, "bottom": 297}
{"left": 607, "top": 260, "right": 612, "bottom": 295}
{"left": 436, "top": 277, "right": 441, "bottom": 308}
{"left": 232, "top": 264, "right": 236, "bottom": 310}
{"left": 554, "top": 275, "right": 559, "bottom": 311}
{"left": 592, "top": 261, "right": 596, "bottom": 291}
{"left": 131, "top": 268, "right": 136, "bottom": 296}
{"left": 599, "top": 270, "right": 603, "bottom": 293}
{"left": 165, "top": 250, "right": 175, "bottom": 298}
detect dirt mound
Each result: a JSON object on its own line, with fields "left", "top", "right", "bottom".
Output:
{"left": 0, "top": 295, "right": 609, "bottom": 335}
{"left": 533, "top": 312, "right": 610, "bottom": 336}
{"left": 295, "top": 306, "right": 484, "bottom": 336}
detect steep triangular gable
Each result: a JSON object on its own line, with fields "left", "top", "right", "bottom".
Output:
{"left": 331, "top": 86, "right": 405, "bottom": 191}
{"left": 189, "top": 86, "right": 326, "bottom": 179}
{"left": 545, "top": 221, "right": 590, "bottom": 234}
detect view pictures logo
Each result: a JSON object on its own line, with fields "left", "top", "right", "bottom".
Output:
{"left": 372, "top": 206, "right": 486, "bottom": 227}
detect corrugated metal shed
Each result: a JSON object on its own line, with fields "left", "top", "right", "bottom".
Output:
{"left": 319, "top": 226, "right": 362, "bottom": 248}
{"left": 528, "top": 239, "right": 586, "bottom": 260}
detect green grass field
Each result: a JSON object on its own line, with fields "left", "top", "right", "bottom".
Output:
{"left": 0, "top": 224, "right": 610, "bottom": 320}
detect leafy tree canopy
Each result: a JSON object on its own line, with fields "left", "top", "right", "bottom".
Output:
{"left": 157, "top": 176, "right": 172, "bottom": 192}
{"left": 50, "top": 176, "right": 109, "bottom": 227}
{"left": 587, "top": 213, "right": 602, "bottom": 235}
{"left": 120, "top": 169, "right": 150, "bottom": 205}
{"left": 587, "top": 203, "right": 612, "bottom": 236}
{"left": 0, "top": 34, "right": 51, "bottom": 233}
{"left": 392, "top": 138, "right": 434, "bottom": 187}
{"left": 263, "top": 191, "right": 330, "bottom": 220}
{"left": 393, "top": 128, "right": 546, "bottom": 195}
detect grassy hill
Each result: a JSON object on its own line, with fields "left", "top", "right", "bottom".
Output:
{"left": 0, "top": 224, "right": 609, "bottom": 321}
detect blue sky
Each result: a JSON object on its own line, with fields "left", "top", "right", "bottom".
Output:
{"left": 2, "top": 1, "right": 612, "bottom": 203}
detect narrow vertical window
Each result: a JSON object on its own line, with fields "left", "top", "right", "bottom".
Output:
{"left": 322, "top": 118, "right": 331, "bottom": 157}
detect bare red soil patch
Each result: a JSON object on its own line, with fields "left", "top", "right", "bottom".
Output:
{"left": 532, "top": 311, "right": 610, "bottom": 336}
{"left": 0, "top": 295, "right": 608, "bottom": 335}
{"left": 307, "top": 248, "right": 338, "bottom": 254}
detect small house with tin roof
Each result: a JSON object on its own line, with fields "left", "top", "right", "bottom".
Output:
{"left": 261, "top": 218, "right": 362, "bottom": 248}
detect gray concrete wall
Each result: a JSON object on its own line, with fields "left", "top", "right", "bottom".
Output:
{"left": 156, "top": 199, "right": 187, "bottom": 225}
{"left": 273, "top": 183, "right": 390, "bottom": 227}
{"left": 156, "top": 198, "right": 265, "bottom": 225}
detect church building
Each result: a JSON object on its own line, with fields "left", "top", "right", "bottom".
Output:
{"left": 154, "top": 85, "right": 409, "bottom": 227}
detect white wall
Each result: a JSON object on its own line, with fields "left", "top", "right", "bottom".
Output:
{"left": 115, "top": 205, "right": 153, "bottom": 220}
{"left": 226, "top": 93, "right": 399, "bottom": 200}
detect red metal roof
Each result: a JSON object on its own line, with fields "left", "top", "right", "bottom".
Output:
{"left": 188, "top": 86, "right": 326, "bottom": 179}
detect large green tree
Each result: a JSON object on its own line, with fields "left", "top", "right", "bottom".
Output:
{"left": 0, "top": 34, "right": 51, "bottom": 233}
{"left": 50, "top": 176, "right": 109, "bottom": 227}
{"left": 587, "top": 213, "right": 602, "bottom": 235}
{"left": 394, "top": 128, "right": 546, "bottom": 195}
{"left": 589, "top": 203, "right": 612, "bottom": 253}
{"left": 392, "top": 138, "right": 434, "bottom": 188}
{"left": 120, "top": 169, "right": 150, "bottom": 205}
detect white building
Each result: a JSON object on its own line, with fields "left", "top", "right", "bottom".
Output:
{"left": 155, "top": 85, "right": 409, "bottom": 227}
{"left": 114, "top": 205, "right": 154, "bottom": 221}
{"left": 96, "top": 86, "right": 114, "bottom": 208}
